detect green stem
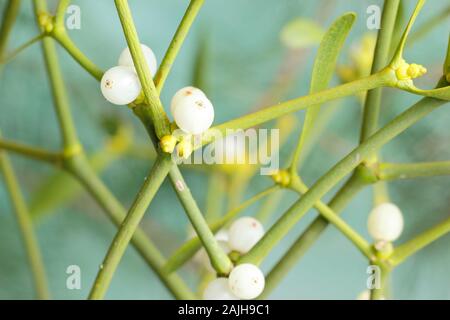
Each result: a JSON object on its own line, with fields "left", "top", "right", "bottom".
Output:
{"left": 52, "top": 30, "right": 103, "bottom": 81}
{"left": 168, "top": 166, "right": 233, "bottom": 276}
{"left": 88, "top": 155, "right": 173, "bottom": 300}
{"left": 33, "top": 0, "right": 194, "bottom": 299}
{"left": 260, "top": 174, "right": 366, "bottom": 298}
{"left": 38, "top": 37, "right": 80, "bottom": 149}
{"left": 370, "top": 263, "right": 390, "bottom": 300}
{"left": 379, "top": 161, "right": 450, "bottom": 180}
{"left": 290, "top": 175, "right": 373, "bottom": 259}
{"left": 206, "top": 71, "right": 393, "bottom": 144}
{"left": 0, "top": 147, "right": 50, "bottom": 300}
{"left": 163, "top": 186, "right": 279, "bottom": 274}
{"left": 0, "top": 0, "right": 21, "bottom": 59}
{"left": 373, "top": 181, "right": 390, "bottom": 205}
{"left": 154, "top": 0, "right": 205, "bottom": 93}
{"left": 114, "top": 0, "right": 170, "bottom": 139}
{"left": 0, "top": 138, "right": 62, "bottom": 164}
{"left": 240, "top": 94, "right": 447, "bottom": 266}
{"left": 55, "top": 0, "right": 70, "bottom": 27}
{"left": 66, "top": 154, "right": 195, "bottom": 299}
{"left": 0, "top": 33, "right": 46, "bottom": 64}
{"left": 390, "top": 215, "right": 450, "bottom": 266}
{"left": 360, "top": 0, "right": 400, "bottom": 142}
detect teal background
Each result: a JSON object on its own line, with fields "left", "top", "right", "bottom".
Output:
{"left": 0, "top": 0, "right": 449, "bottom": 299}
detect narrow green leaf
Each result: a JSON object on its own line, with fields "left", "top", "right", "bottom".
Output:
{"left": 391, "top": 0, "right": 426, "bottom": 65}
{"left": 292, "top": 12, "right": 356, "bottom": 167}
{"left": 444, "top": 33, "right": 450, "bottom": 80}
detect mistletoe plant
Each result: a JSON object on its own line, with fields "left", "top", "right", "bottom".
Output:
{"left": 0, "top": 0, "right": 449, "bottom": 300}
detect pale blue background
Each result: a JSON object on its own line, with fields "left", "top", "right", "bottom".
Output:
{"left": 0, "top": 0, "right": 449, "bottom": 299}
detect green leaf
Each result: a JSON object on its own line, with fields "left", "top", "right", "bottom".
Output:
{"left": 444, "top": 33, "right": 450, "bottom": 80}
{"left": 391, "top": 0, "right": 426, "bottom": 65}
{"left": 292, "top": 12, "right": 356, "bottom": 167}
{"left": 280, "top": 18, "right": 325, "bottom": 49}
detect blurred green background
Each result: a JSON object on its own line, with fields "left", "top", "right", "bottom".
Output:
{"left": 0, "top": 0, "right": 449, "bottom": 299}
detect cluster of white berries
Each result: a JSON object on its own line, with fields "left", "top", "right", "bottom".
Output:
{"left": 170, "top": 86, "right": 215, "bottom": 135}
{"left": 101, "top": 43, "right": 157, "bottom": 105}
{"left": 197, "top": 217, "right": 266, "bottom": 300}
{"left": 367, "top": 202, "right": 404, "bottom": 244}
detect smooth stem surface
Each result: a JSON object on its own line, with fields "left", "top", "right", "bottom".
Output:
{"left": 33, "top": 0, "right": 79, "bottom": 150}
{"left": 261, "top": 174, "right": 366, "bottom": 297}
{"left": 208, "top": 71, "right": 392, "bottom": 143}
{"left": 155, "top": 0, "right": 205, "bottom": 93}
{"left": 55, "top": 0, "right": 70, "bottom": 27}
{"left": 370, "top": 263, "right": 390, "bottom": 300}
{"left": 0, "top": 139, "right": 62, "bottom": 164}
{"left": 240, "top": 95, "right": 447, "bottom": 266}
{"left": 390, "top": 215, "right": 450, "bottom": 266}
{"left": 0, "top": 149, "right": 50, "bottom": 300}
{"left": 66, "top": 154, "right": 195, "bottom": 299}
{"left": 360, "top": 0, "right": 400, "bottom": 142}
{"left": 53, "top": 30, "right": 103, "bottom": 80}
{"left": 168, "top": 166, "right": 233, "bottom": 275}
{"left": 39, "top": 40, "right": 80, "bottom": 149}
{"left": 88, "top": 155, "right": 173, "bottom": 300}
{"left": 0, "top": 0, "right": 21, "bottom": 58}
{"left": 34, "top": 0, "right": 194, "bottom": 299}
{"left": 0, "top": 33, "right": 45, "bottom": 64}
{"left": 290, "top": 175, "right": 373, "bottom": 259}
{"left": 379, "top": 161, "right": 450, "bottom": 180}
{"left": 114, "top": 0, "right": 170, "bottom": 139}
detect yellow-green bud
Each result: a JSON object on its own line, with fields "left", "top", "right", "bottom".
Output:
{"left": 407, "top": 63, "right": 427, "bottom": 79}
{"left": 160, "top": 135, "right": 177, "bottom": 154}
{"left": 271, "top": 170, "right": 291, "bottom": 187}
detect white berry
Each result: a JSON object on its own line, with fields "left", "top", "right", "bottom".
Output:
{"left": 170, "top": 86, "right": 214, "bottom": 134}
{"left": 170, "top": 86, "right": 205, "bottom": 114}
{"left": 100, "top": 66, "right": 141, "bottom": 105}
{"left": 118, "top": 44, "right": 157, "bottom": 76}
{"left": 203, "top": 278, "right": 239, "bottom": 300}
{"left": 228, "top": 263, "right": 265, "bottom": 300}
{"left": 367, "top": 202, "right": 404, "bottom": 242}
{"left": 228, "top": 217, "right": 264, "bottom": 254}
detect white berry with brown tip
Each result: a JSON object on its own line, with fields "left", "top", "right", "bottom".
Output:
{"left": 100, "top": 66, "right": 141, "bottom": 105}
